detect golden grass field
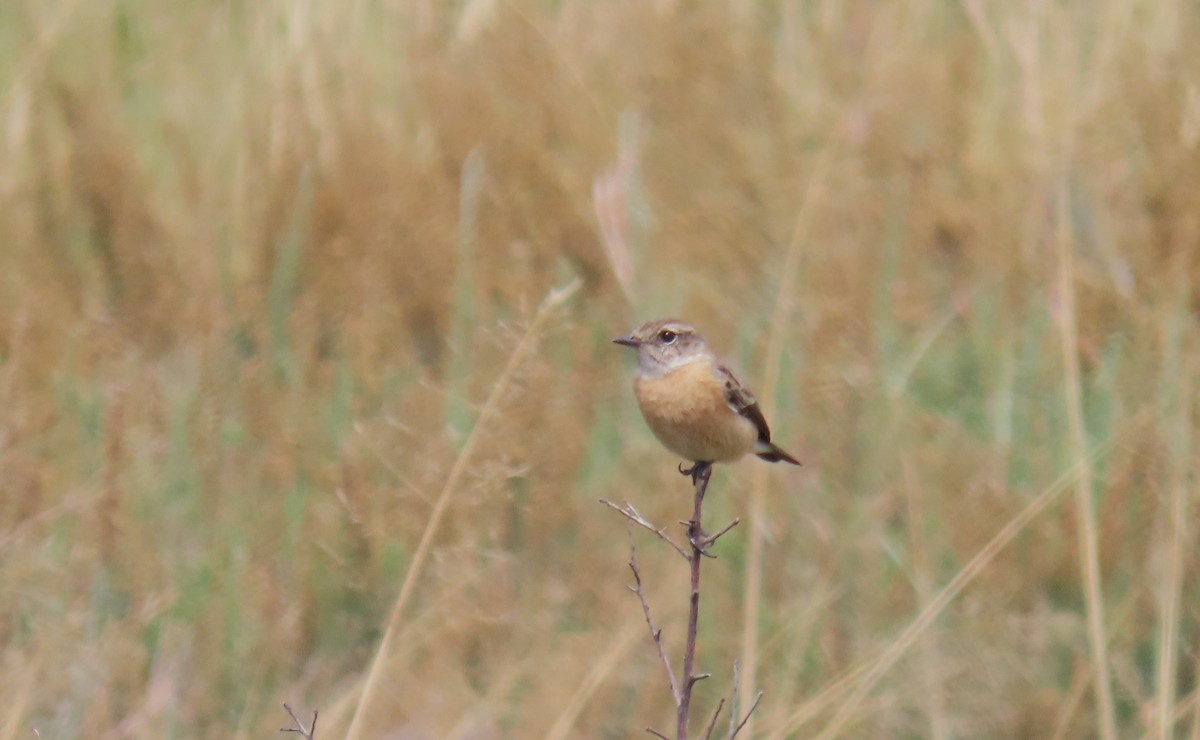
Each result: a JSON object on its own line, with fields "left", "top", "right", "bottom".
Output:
{"left": 3, "top": 0, "right": 1200, "bottom": 737}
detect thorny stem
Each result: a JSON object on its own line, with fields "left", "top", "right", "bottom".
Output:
{"left": 601, "top": 498, "right": 690, "bottom": 560}
{"left": 628, "top": 540, "right": 683, "bottom": 706}
{"left": 678, "top": 462, "right": 713, "bottom": 739}
{"left": 609, "top": 461, "right": 764, "bottom": 739}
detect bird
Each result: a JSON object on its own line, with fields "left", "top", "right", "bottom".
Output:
{"left": 613, "top": 318, "right": 800, "bottom": 481}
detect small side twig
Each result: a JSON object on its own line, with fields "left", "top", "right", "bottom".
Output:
{"left": 702, "top": 518, "right": 741, "bottom": 550}
{"left": 702, "top": 698, "right": 726, "bottom": 740}
{"left": 601, "top": 499, "right": 690, "bottom": 560}
{"left": 628, "top": 538, "right": 683, "bottom": 706}
{"left": 645, "top": 729, "right": 671, "bottom": 740}
{"left": 730, "top": 692, "right": 764, "bottom": 739}
{"left": 280, "top": 703, "right": 318, "bottom": 739}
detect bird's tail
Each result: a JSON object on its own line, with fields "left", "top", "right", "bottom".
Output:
{"left": 755, "top": 441, "right": 802, "bottom": 466}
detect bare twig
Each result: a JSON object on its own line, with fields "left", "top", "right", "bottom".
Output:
{"left": 628, "top": 538, "right": 683, "bottom": 706}
{"left": 607, "top": 459, "right": 743, "bottom": 739}
{"left": 702, "top": 698, "right": 726, "bottom": 740}
{"left": 702, "top": 518, "right": 740, "bottom": 550}
{"left": 646, "top": 729, "right": 671, "bottom": 739}
{"left": 678, "top": 462, "right": 713, "bottom": 739}
{"left": 280, "top": 703, "right": 318, "bottom": 739}
{"left": 601, "top": 499, "right": 690, "bottom": 560}
{"left": 730, "top": 692, "right": 763, "bottom": 739}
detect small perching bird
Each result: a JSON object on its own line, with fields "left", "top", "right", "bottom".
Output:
{"left": 613, "top": 318, "right": 801, "bottom": 474}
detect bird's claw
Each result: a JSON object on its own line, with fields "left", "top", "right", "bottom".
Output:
{"left": 678, "top": 461, "right": 712, "bottom": 486}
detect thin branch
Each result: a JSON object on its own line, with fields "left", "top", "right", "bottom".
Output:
{"left": 280, "top": 703, "right": 318, "bottom": 739}
{"left": 678, "top": 462, "right": 713, "bottom": 740}
{"left": 730, "top": 692, "right": 763, "bottom": 739}
{"left": 628, "top": 538, "right": 683, "bottom": 706}
{"left": 702, "top": 518, "right": 741, "bottom": 550}
{"left": 608, "top": 459, "right": 751, "bottom": 739}
{"left": 601, "top": 499, "right": 690, "bottom": 560}
{"left": 702, "top": 698, "right": 726, "bottom": 740}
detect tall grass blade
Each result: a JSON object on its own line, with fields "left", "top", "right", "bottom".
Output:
{"left": 1054, "top": 180, "right": 1117, "bottom": 740}
{"left": 345, "top": 278, "right": 581, "bottom": 739}
{"left": 1155, "top": 303, "right": 1190, "bottom": 740}
{"left": 445, "top": 146, "right": 486, "bottom": 438}
{"left": 267, "top": 166, "right": 314, "bottom": 384}
{"left": 774, "top": 434, "right": 1122, "bottom": 739}
{"left": 739, "top": 131, "right": 836, "bottom": 736}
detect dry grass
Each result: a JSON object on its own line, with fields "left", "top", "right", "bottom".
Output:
{"left": 2, "top": 0, "right": 1200, "bottom": 737}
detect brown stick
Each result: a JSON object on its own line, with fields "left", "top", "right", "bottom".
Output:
{"left": 601, "top": 499, "right": 690, "bottom": 560}
{"left": 678, "top": 462, "right": 713, "bottom": 739}
{"left": 628, "top": 540, "right": 683, "bottom": 706}
{"left": 605, "top": 461, "right": 725, "bottom": 739}
{"left": 280, "top": 703, "right": 318, "bottom": 739}
{"left": 701, "top": 698, "right": 726, "bottom": 740}
{"left": 730, "top": 692, "right": 764, "bottom": 738}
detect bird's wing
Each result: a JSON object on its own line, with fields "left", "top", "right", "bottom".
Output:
{"left": 716, "top": 363, "right": 772, "bottom": 444}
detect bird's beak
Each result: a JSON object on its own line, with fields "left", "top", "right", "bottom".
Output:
{"left": 612, "top": 335, "right": 641, "bottom": 348}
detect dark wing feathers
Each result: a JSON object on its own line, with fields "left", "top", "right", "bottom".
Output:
{"left": 718, "top": 363, "right": 802, "bottom": 466}
{"left": 717, "top": 364, "right": 771, "bottom": 443}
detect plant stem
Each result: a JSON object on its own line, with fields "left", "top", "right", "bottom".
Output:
{"left": 678, "top": 462, "right": 712, "bottom": 739}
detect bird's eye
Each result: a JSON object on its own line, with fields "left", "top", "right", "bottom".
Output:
{"left": 658, "top": 330, "right": 677, "bottom": 344}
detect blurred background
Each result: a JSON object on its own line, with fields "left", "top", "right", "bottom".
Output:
{"left": 2, "top": 0, "right": 1200, "bottom": 737}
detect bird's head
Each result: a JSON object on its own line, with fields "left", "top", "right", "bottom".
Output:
{"left": 613, "top": 318, "right": 712, "bottom": 376}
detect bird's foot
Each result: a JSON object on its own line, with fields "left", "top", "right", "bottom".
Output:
{"left": 677, "top": 461, "right": 712, "bottom": 487}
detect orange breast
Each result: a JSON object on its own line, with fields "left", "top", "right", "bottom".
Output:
{"left": 632, "top": 361, "right": 757, "bottom": 463}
